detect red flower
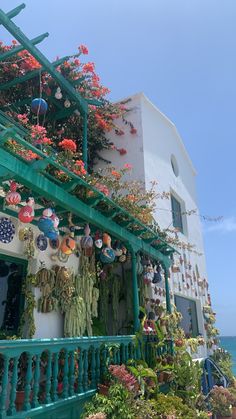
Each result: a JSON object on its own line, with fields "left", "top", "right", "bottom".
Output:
{"left": 73, "top": 160, "right": 87, "bottom": 176}
{"left": 117, "top": 148, "right": 127, "bottom": 156}
{"left": 111, "top": 170, "right": 121, "bottom": 179}
{"left": 82, "top": 62, "right": 95, "bottom": 73}
{"left": 130, "top": 127, "right": 137, "bottom": 134}
{"left": 79, "top": 44, "right": 89, "bottom": 55}
{"left": 59, "top": 139, "right": 77, "bottom": 152}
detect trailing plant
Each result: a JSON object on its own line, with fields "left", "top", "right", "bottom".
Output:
{"left": 211, "top": 347, "right": 235, "bottom": 385}
{"left": 18, "top": 273, "right": 36, "bottom": 338}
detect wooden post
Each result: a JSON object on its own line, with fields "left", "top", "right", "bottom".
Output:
{"left": 130, "top": 247, "right": 140, "bottom": 333}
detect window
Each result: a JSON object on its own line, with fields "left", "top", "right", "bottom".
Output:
{"left": 0, "top": 254, "right": 27, "bottom": 335}
{"left": 174, "top": 295, "right": 199, "bottom": 337}
{"left": 171, "top": 194, "right": 183, "bottom": 233}
{"left": 171, "top": 154, "right": 179, "bottom": 177}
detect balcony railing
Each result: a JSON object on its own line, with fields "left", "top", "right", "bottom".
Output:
{"left": 0, "top": 335, "right": 136, "bottom": 418}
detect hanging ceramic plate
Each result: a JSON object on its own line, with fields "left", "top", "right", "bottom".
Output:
{"left": 49, "top": 238, "right": 60, "bottom": 250}
{"left": 0, "top": 217, "right": 15, "bottom": 244}
{"left": 57, "top": 250, "right": 69, "bottom": 263}
{"left": 36, "top": 234, "right": 48, "bottom": 251}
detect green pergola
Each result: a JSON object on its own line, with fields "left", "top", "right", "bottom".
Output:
{"left": 0, "top": 4, "right": 176, "bottom": 332}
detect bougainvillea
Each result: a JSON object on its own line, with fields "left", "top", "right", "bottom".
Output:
{"left": 0, "top": 40, "right": 133, "bottom": 169}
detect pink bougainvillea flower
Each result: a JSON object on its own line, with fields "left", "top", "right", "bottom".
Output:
{"left": 42, "top": 137, "right": 53, "bottom": 145}
{"left": 59, "top": 138, "right": 77, "bottom": 152}
{"left": 73, "top": 160, "right": 87, "bottom": 176}
{"left": 74, "top": 58, "right": 80, "bottom": 66}
{"left": 117, "top": 148, "right": 127, "bottom": 156}
{"left": 123, "top": 163, "right": 133, "bottom": 170}
{"left": 17, "top": 113, "right": 29, "bottom": 125}
{"left": 82, "top": 62, "right": 95, "bottom": 73}
{"left": 95, "top": 183, "right": 110, "bottom": 196}
{"left": 79, "top": 44, "right": 89, "bottom": 55}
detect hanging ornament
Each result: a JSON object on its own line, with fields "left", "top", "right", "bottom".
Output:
{"left": 113, "top": 241, "right": 123, "bottom": 257}
{"left": 5, "top": 181, "right": 21, "bottom": 206}
{"left": 31, "top": 98, "right": 48, "bottom": 115}
{"left": 119, "top": 245, "right": 127, "bottom": 263}
{"left": 100, "top": 233, "right": 115, "bottom": 264}
{"left": 60, "top": 215, "right": 76, "bottom": 255}
{"left": 55, "top": 87, "right": 62, "bottom": 100}
{"left": 36, "top": 234, "right": 48, "bottom": 251}
{"left": 38, "top": 208, "right": 59, "bottom": 240}
{"left": 152, "top": 264, "right": 162, "bottom": 284}
{"left": 94, "top": 231, "right": 103, "bottom": 249}
{"left": 64, "top": 99, "right": 71, "bottom": 108}
{"left": 18, "top": 197, "right": 35, "bottom": 223}
{"left": 80, "top": 224, "right": 93, "bottom": 257}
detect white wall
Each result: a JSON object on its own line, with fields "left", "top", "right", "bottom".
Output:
{"left": 100, "top": 92, "right": 211, "bottom": 357}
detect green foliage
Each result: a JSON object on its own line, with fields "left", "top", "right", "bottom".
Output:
{"left": 211, "top": 347, "right": 235, "bottom": 385}
{"left": 151, "top": 393, "right": 209, "bottom": 418}
{"left": 82, "top": 384, "right": 134, "bottom": 419}
{"left": 170, "top": 351, "right": 202, "bottom": 408}
{"left": 127, "top": 359, "right": 158, "bottom": 398}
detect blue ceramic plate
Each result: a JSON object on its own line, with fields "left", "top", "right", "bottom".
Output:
{"left": 0, "top": 217, "right": 15, "bottom": 244}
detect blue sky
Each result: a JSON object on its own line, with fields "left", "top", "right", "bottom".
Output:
{"left": 1, "top": 0, "right": 236, "bottom": 335}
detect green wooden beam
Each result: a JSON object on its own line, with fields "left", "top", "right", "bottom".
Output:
{"left": 0, "top": 147, "right": 171, "bottom": 267}
{"left": 0, "top": 33, "right": 49, "bottom": 61}
{"left": 5, "top": 3, "right": 25, "bottom": 20}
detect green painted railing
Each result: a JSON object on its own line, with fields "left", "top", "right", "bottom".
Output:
{"left": 0, "top": 336, "right": 136, "bottom": 418}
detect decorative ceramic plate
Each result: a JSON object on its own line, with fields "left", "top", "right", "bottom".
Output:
{"left": 36, "top": 234, "right": 48, "bottom": 251}
{"left": 0, "top": 217, "right": 15, "bottom": 244}
{"left": 49, "top": 238, "right": 60, "bottom": 250}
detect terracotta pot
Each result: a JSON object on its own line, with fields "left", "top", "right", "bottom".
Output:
{"left": 15, "top": 391, "right": 25, "bottom": 411}
{"left": 98, "top": 384, "right": 109, "bottom": 396}
{"left": 232, "top": 407, "right": 236, "bottom": 419}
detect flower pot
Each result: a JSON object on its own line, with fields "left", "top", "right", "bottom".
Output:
{"left": 98, "top": 384, "right": 109, "bottom": 396}
{"left": 15, "top": 391, "right": 25, "bottom": 411}
{"left": 232, "top": 407, "right": 236, "bottom": 419}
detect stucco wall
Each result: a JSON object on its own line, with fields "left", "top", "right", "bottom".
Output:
{"left": 99, "top": 92, "right": 211, "bottom": 358}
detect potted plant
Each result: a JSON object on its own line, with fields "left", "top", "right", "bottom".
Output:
{"left": 209, "top": 386, "right": 234, "bottom": 418}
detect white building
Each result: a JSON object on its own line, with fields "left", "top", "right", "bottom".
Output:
{"left": 99, "top": 92, "right": 212, "bottom": 358}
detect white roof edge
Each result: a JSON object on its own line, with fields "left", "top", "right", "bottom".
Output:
{"left": 115, "top": 92, "right": 197, "bottom": 176}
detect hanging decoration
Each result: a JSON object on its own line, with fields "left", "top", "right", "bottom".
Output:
{"left": 94, "top": 231, "right": 103, "bottom": 249}
{"left": 36, "top": 267, "right": 56, "bottom": 313}
{"left": 152, "top": 264, "right": 162, "bottom": 284}
{"left": 0, "top": 217, "right": 15, "bottom": 244}
{"left": 31, "top": 98, "right": 48, "bottom": 115}
{"left": 118, "top": 245, "right": 127, "bottom": 263}
{"left": 80, "top": 224, "right": 93, "bottom": 257}
{"left": 5, "top": 181, "right": 21, "bottom": 206}
{"left": 36, "top": 234, "right": 48, "bottom": 251}
{"left": 38, "top": 208, "right": 59, "bottom": 240}
{"left": 55, "top": 87, "right": 62, "bottom": 99}
{"left": 100, "top": 233, "right": 115, "bottom": 264}
{"left": 60, "top": 214, "right": 76, "bottom": 255}
{"left": 113, "top": 241, "right": 123, "bottom": 257}
{"left": 18, "top": 197, "right": 35, "bottom": 223}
